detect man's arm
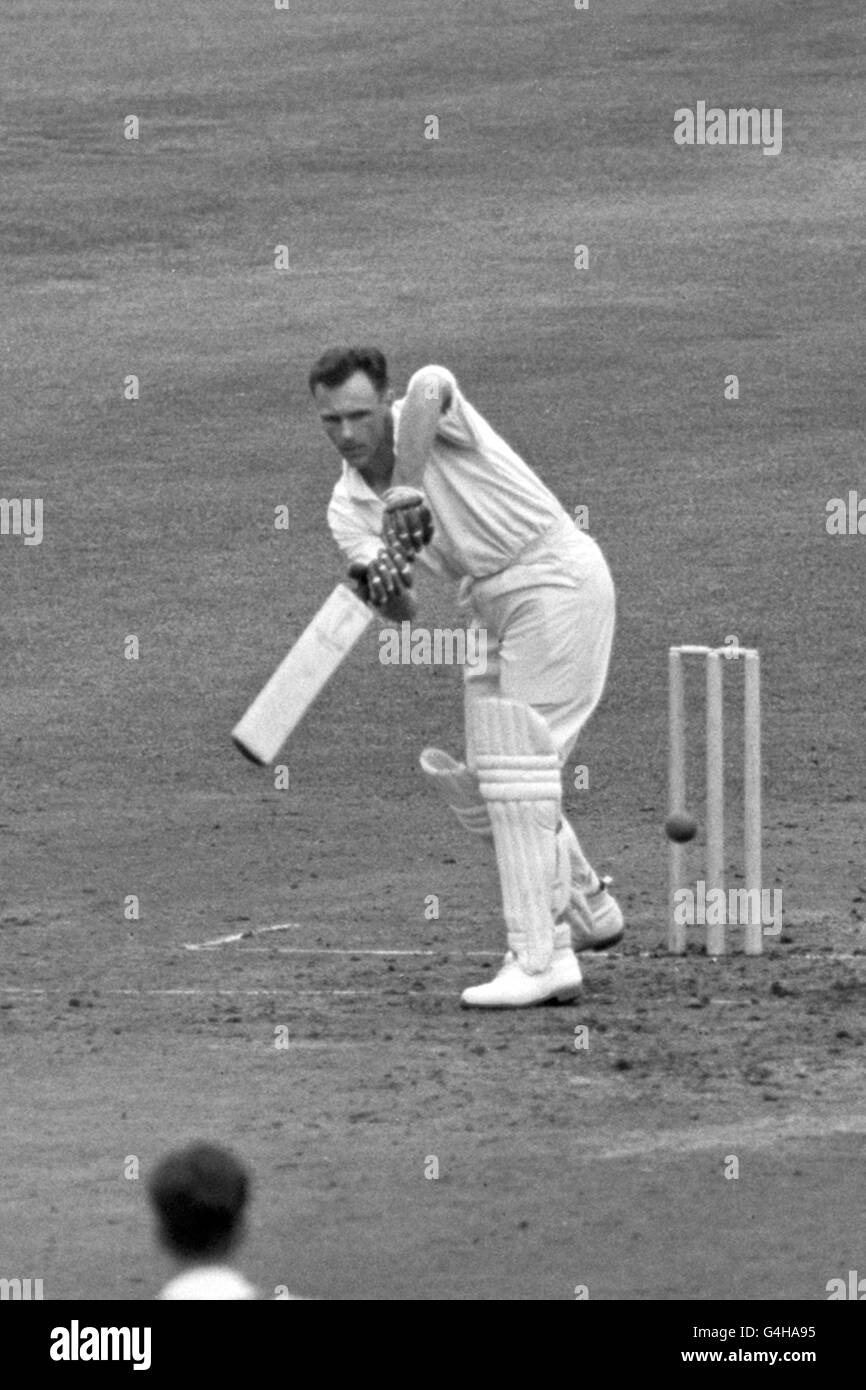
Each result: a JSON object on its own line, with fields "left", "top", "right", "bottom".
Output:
{"left": 395, "top": 366, "right": 454, "bottom": 475}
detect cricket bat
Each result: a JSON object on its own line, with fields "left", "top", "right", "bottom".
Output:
{"left": 232, "top": 583, "right": 373, "bottom": 765}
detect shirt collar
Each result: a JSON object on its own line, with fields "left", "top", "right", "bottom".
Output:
{"left": 340, "top": 459, "right": 386, "bottom": 502}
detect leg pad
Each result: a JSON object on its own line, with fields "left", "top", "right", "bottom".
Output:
{"left": 470, "top": 699, "right": 563, "bottom": 973}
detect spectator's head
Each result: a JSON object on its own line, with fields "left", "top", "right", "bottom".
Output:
{"left": 148, "top": 1143, "right": 249, "bottom": 1261}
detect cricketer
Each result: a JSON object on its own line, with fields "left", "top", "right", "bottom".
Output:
{"left": 311, "top": 346, "right": 621, "bottom": 1008}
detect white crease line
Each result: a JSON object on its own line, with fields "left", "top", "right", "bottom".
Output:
{"left": 641, "top": 951, "right": 861, "bottom": 962}
{"left": 0, "top": 987, "right": 453, "bottom": 999}
{"left": 183, "top": 922, "right": 303, "bottom": 950}
{"left": 182, "top": 922, "right": 503, "bottom": 956}
{"left": 210, "top": 946, "right": 499, "bottom": 957}
{"left": 184, "top": 932, "right": 863, "bottom": 964}
{"left": 593, "top": 1111, "right": 866, "bottom": 1160}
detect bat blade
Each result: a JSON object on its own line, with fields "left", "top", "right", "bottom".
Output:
{"left": 232, "top": 583, "right": 373, "bottom": 765}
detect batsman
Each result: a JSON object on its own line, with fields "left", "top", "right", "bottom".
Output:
{"left": 311, "top": 346, "right": 621, "bottom": 1007}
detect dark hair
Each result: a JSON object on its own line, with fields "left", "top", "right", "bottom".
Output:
{"left": 308, "top": 346, "right": 389, "bottom": 395}
{"left": 148, "top": 1143, "right": 249, "bottom": 1258}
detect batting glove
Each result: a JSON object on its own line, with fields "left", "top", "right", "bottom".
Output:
{"left": 382, "top": 486, "right": 434, "bottom": 555}
{"left": 348, "top": 547, "right": 413, "bottom": 610}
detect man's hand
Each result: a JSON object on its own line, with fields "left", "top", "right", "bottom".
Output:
{"left": 348, "top": 548, "right": 415, "bottom": 614}
{"left": 382, "top": 486, "right": 434, "bottom": 555}
{"left": 347, "top": 486, "right": 430, "bottom": 620}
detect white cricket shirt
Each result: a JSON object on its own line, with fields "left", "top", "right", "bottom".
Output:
{"left": 157, "top": 1265, "right": 258, "bottom": 1300}
{"left": 327, "top": 365, "right": 594, "bottom": 597}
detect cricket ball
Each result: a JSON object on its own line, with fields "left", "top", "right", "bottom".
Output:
{"left": 665, "top": 812, "right": 697, "bottom": 843}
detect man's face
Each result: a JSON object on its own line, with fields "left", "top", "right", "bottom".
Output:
{"left": 314, "top": 371, "right": 393, "bottom": 470}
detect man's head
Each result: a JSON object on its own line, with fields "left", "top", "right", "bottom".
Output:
{"left": 148, "top": 1142, "right": 249, "bottom": 1262}
{"left": 309, "top": 346, "right": 394, "bottom": 473}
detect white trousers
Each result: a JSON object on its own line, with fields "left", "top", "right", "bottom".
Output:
{"left": 462, "top": 529, "right": 615, "bottom": 896}
{"left": 463, "top": 532, "right": 615, "bottom": 767}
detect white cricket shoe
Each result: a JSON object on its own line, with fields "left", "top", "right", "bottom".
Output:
{"left": 569, "top": 877, "right": 625, "bottom": 952}
{"left": 460, "top": 948, "right": 582, "bottom": 1008}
